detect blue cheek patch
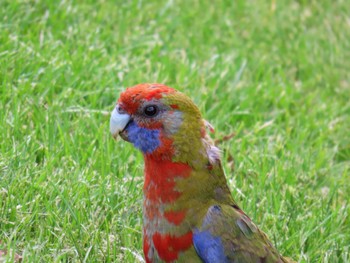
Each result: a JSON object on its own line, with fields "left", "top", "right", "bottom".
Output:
{"left": 126, "top": 121, "right": 161, "bottom": 154}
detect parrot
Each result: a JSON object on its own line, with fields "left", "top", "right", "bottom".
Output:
{"left": 110, "top": 83, "right": 295, "bottom": 263}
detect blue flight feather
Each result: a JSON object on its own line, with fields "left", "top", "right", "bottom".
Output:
{"left": 193, "top": 229, "right": 229, "bottom": 263}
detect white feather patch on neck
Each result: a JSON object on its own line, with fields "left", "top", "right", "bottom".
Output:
{"left": 205, "top": 142, "right": 221, "bottom": 164}
{"left": 202, "top": 119, "right": 221, "bottom": 164}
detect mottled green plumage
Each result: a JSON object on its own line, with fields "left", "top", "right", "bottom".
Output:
{"left": 174, "top": 155, "right": 292, "bottom": 262}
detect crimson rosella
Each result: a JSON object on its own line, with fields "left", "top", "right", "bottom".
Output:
{"left": 110, "top": 83, "right": 295, "bottom": 263}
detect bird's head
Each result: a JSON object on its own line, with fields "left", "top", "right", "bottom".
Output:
{"left": 110, "top": 83, "right": 220, "bottom": 165}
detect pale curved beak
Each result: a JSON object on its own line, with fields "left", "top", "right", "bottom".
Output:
{"left": 110, "top": 105, "right": 131, "bottom": 139}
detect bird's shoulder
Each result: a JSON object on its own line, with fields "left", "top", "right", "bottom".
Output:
{"left": 193, "top": 203, "right": 290, "bottom": 263}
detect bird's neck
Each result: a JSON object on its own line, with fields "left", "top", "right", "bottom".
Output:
{"left": 143, "top": 156, "right": 192, "bottom": 204}
{"left": 142, "top": 154, "right": 233, "bottom": 221}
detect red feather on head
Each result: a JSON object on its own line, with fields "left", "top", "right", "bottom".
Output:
{"left": 118, "top": 83, "right": 176, "bottom": 115}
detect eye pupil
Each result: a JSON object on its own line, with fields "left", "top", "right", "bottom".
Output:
{"left": 144, "top": 105, "right": 158, "bottom": 117}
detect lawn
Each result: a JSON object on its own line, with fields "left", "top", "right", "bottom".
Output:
{"left": 1, "top": 0, "right": 350, "bottom": 262}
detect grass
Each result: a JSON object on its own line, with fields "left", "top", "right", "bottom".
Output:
{"left": 1, "top": 0, "right": 349, "bottom": 262}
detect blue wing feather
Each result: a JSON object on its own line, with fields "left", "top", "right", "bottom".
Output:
{"left": 193, "top": 229, "right": 229, "bottom": 263}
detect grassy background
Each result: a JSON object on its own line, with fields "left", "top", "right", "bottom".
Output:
{"left": 1, "top": 0, "right": 350, "bottom": 262}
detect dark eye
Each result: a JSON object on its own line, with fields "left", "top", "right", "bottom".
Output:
{"left": 144, "top": 105, "right": 158, "bottom": 117}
